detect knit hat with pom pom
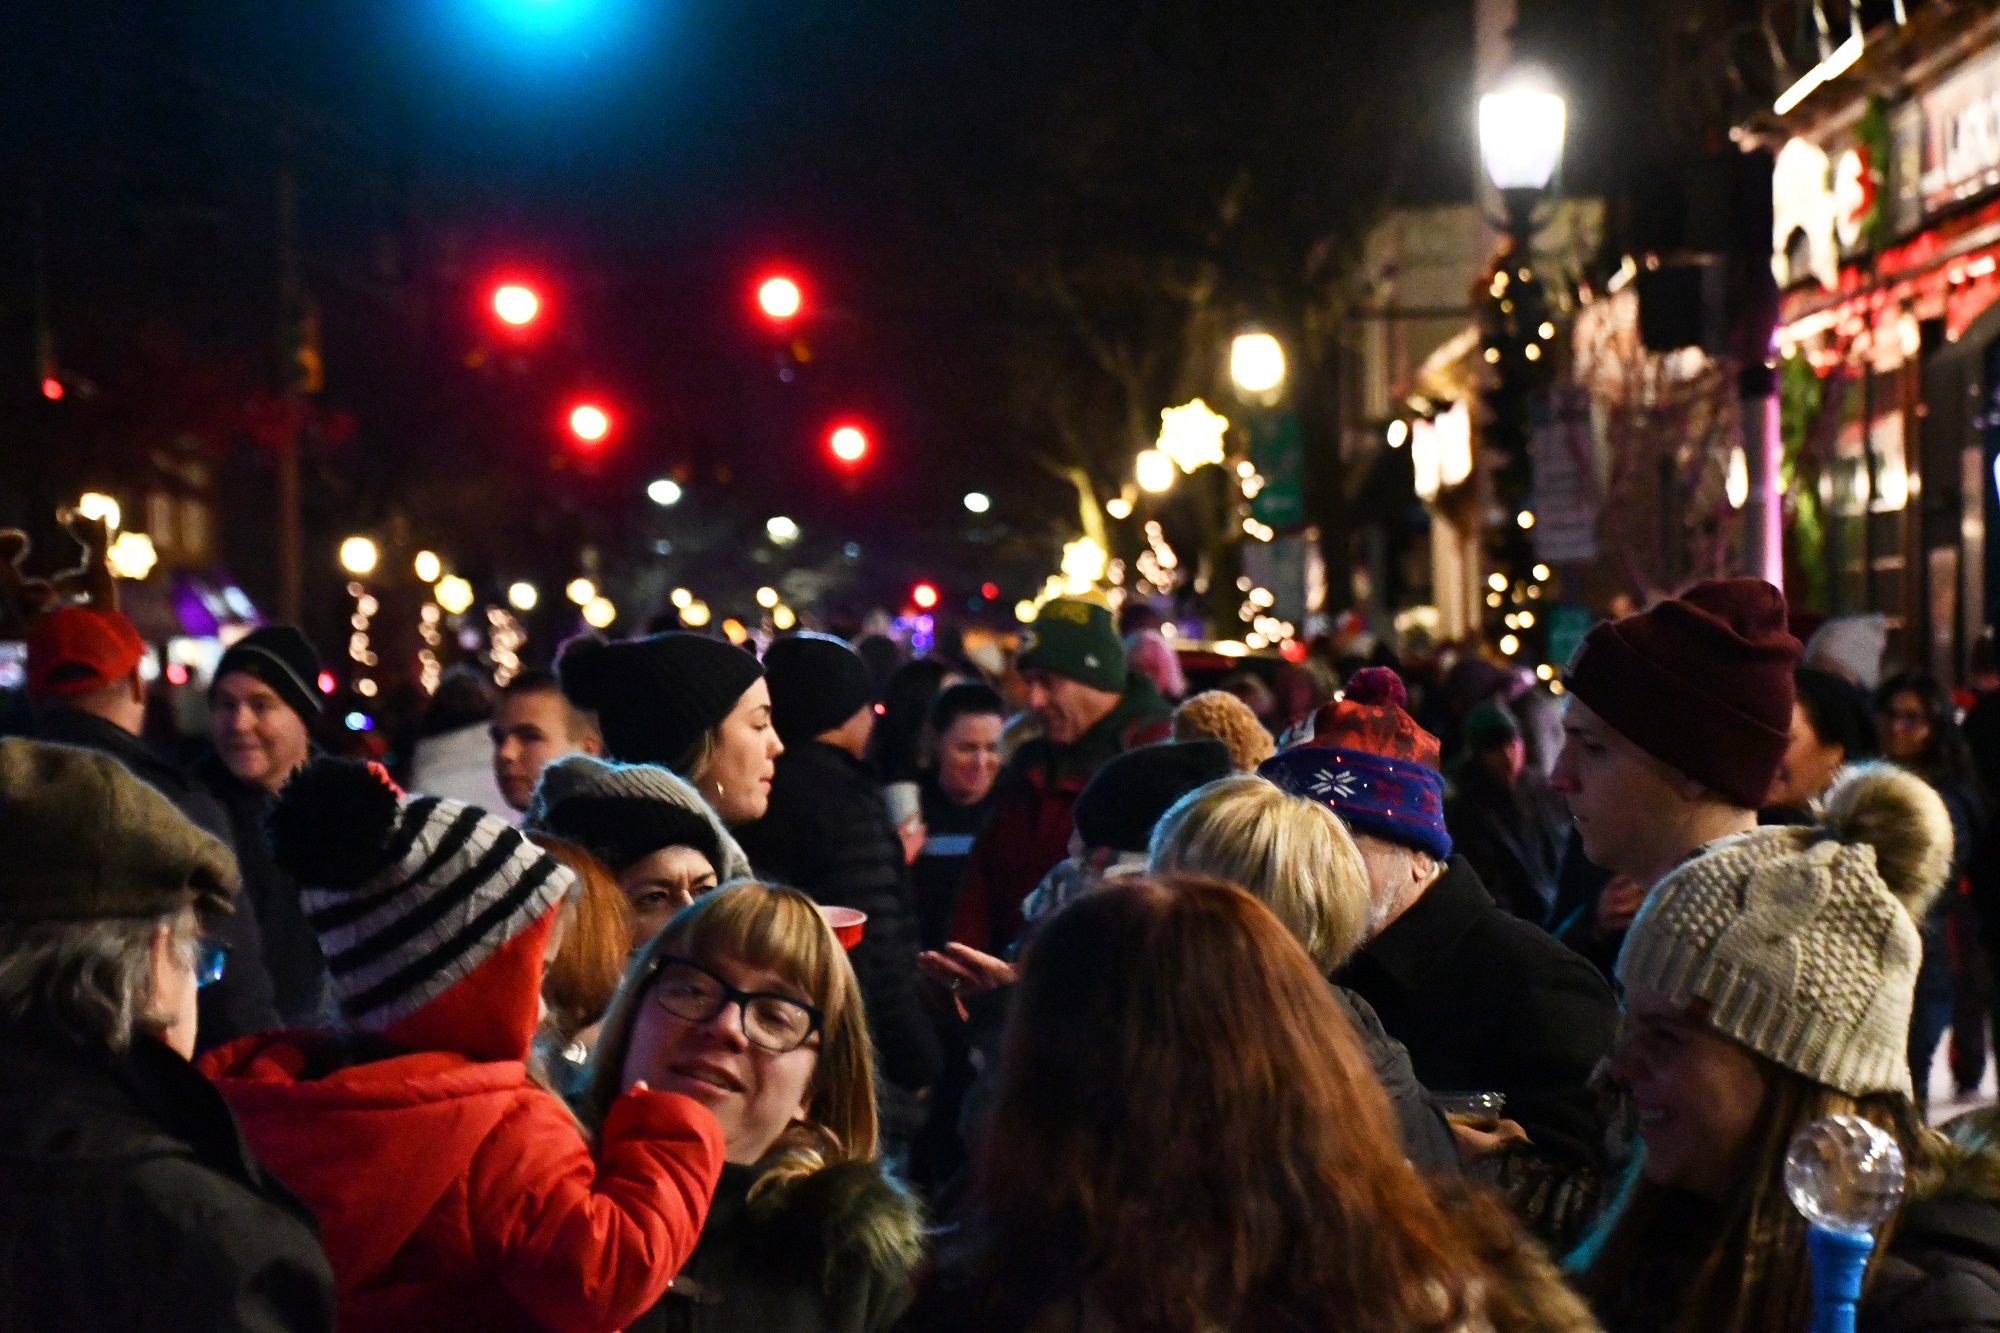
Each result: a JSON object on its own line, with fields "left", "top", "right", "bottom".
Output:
{"left": 1618, "top": 762, "right": 1954, "bottom": 1097}
{"left": 1258, "top": 667, "right": 1451, "bottom": 861}
{"left": 267, "top": 757, "right": 576, "bottom": 1031}
{"left": 556, "top": 631, "right": 764, "bottom": 773}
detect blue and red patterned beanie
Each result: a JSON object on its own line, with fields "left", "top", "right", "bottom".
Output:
{"left": 1259, "top": 666, "right": 1451, "bottom": 861}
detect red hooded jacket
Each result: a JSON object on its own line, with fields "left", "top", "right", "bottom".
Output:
{"left": 201, "top": 909, "right": 724, "bottom": 1333}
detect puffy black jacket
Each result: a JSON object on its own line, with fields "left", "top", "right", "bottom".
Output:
{"left": 0, "top": 1022, "right": 335, "bottom": 1332}
{"left": 736, "top": 742, "right": 944, "bottom": 1141}
{"left": 29, "top": 708, "right": 280, "bottom": 1050}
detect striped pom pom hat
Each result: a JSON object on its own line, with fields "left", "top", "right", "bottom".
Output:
{"left": 266, "top": 757, "right": 576, "bottom": 1032}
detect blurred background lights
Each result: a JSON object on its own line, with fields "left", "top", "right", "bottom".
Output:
{"left": 963, "top": 491, "right": 991, "bottom": 513}
{"left": 566, "top": 577, "right": 596, "bottom": 605}
{"left": 582, "top": 596, "right": 617, "bottom": 629}
{"left": 105, "top": 531, "right": 157, "bottom": 580}
{"left": 681, "top": 599, "right": 712, "bottom": 628}
{"left": 756, "top": 586, "right": 780, "bottom": 608}
{"left": 507, "top": 581, "right": 539, "bottom": 611}
{"left": 670, "top": 586, "right": 693, "bottom": 608}
{"left": 75, "top": 492, "right": 121, "bottom": 530}
{"left": 766, "top": 515, "right": 801, "bottom": 546}
{"left": 647, "top": 478, "right": 683, "bottom": 506}
{"left": 569, "top": 404, "right": 610, "bottom": 441}
{"left": 434, "top": 576, "right": 475, "bottom": 615}
{"left": 414, "top": 550, "right": 442, "bottom": 582}
{"left": 1135, "top": 449, "right": 1175, "bottom": 494}
{"left": 339, "top": 536, "right": 379, "bottom": 576}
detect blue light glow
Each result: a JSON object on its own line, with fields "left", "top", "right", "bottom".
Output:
{"left": 345, "top": 712, "right": 374, "bottom": 732}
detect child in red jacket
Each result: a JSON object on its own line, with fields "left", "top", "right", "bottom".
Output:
{"left": 202, "top": 759, "right": 724, "bottom": 1333}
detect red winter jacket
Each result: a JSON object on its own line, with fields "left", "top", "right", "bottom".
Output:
{"left": 201, "top": 909, "right": 724, "bottom": 1333}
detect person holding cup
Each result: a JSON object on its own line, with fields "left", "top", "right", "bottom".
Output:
{"left": 735, "top": 634, "right": 941, "bottom": 1160}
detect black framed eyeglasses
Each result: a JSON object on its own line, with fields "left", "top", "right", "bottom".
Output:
{"left": 194, "top": 939, "right": 228, "bottom": 990}
{"left": 647, "top": 956, "right": 823, "bottom": 1054}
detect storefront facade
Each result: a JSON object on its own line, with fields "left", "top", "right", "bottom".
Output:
{"left": 1774, "top": 10, "right": 2000, "bottom": 680}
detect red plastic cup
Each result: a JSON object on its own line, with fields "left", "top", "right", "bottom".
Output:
{"left": 819, "top": 906, "right": 867, "bottom": 950}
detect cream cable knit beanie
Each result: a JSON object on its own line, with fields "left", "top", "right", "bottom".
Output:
{"left": 1617, "top": 763, "right": 1954, "bottom": 1098}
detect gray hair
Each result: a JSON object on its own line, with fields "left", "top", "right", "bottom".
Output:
{"left": 0, "top": 909, "right": 195, "bottom": 1052}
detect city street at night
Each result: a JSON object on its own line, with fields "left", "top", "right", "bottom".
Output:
{"left": 10, "top": 3, "right": 2000, "bottom": 1331}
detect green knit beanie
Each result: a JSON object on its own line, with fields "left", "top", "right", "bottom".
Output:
{"left": 1462, "top": 698, "right": 1521, "bottom": 753}
{"left": 1018, "top": 597, "right": 1126, "bottom": 693}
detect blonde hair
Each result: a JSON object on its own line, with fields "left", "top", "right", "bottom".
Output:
{"left": 583, "top": 880, "right": 879, "bottom": 1188}
{"left": 1148, "top": 774, "right": 1371, "bottom": 970}
{"left": 530, "top": 835, "right": 635, "bottom": 1037}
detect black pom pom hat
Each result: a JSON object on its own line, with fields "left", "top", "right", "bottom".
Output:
{"left": 266, "top": 758, "right": 576, "bottom": 1031}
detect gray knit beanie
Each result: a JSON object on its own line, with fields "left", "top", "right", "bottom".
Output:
{"left": 522, "top": 753, "right": 751, "bottom": 881}
{"left": 1617, "top": 762, "right": 1954, "bottom": 1098}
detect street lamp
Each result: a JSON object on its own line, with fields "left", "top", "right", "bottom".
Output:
{"left": 1229, "top": 332, "right": 1286, "bottom": 400}
{"left": 1479, "top": 68, "right": 1567, "bottom": 235}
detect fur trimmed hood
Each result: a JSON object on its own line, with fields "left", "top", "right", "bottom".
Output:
{"left": 740, "top": 1157, "right": 926, "bottom": 1291}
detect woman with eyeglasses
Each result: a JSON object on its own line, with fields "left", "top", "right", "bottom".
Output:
{"left": 1875, "top": 671, "right": 1990, "bottom": 1103}
{"left": 583, "top": 881, "right": 924, "bottom": 1333}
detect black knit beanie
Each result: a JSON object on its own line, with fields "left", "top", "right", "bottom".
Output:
{"left": 764, "top": 632, "right": 876, "bottom": 747}
{"left": 213, "top": 625, "right": 324, "bottom": 723}
{"left": 556, "top": 632, "right": 764, "bottom": 772}
{"left": 1073, "top": 739, "right": 1234, "bottom": 853}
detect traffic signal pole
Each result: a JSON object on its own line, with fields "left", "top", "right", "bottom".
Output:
{"left": 276, "top": 143, "right": 303, "bottom": 623}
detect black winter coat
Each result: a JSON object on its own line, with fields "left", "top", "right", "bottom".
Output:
{"left": 0, "top": 1023, "right": 335, "bottom": 1333}
{"left": 630, "top": 1159, "right": 924, "bottom": 1333}
{"left": 1340, "top": 855, "right": 1618, "bottom": 1171}
{"left": 29, "top": 708, "right": 280, "bottom": 1050}
{"left": 736, "top": 742, "right": 944, "bottom": 1140}
{"left": 196, "top": 749, "right": 331, "bottom": 1026}
{"left": 1331, "top": 985, "right": 1460, "bottom": 1176}
{"left": 1445, "top": 762, "right": 1570, "bottom": 925}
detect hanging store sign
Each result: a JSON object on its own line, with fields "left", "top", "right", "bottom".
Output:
{"left": 1888, "top": 43, "right": 2000, "bottom": 224}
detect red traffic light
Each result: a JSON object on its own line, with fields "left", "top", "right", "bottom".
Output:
{"left": 492, "top": 283, "right": 541, "bottom": 327}
{"left": 828, "top": 424, "right": 869, "bottom": 465}
{"left": 757, "top": 275, "right": 803, "bottom": 321}
{"left": 912, "top": 582, "right": 939, "bottom": 610}
{"left": 567, "top": 402, "right": 612, "bottom": 447}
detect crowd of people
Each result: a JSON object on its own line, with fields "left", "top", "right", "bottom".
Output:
{"left": 11, "top": 529, "right": 2000, "bottom": 1330}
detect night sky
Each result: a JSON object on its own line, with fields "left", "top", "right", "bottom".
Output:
{"left": 7, "top": 0, "right": 1643, "bottom": 647}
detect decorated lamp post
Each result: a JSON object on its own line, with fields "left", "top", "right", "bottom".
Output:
{"left": 1477, "top": 68, "right": 1566, "bottom": 665}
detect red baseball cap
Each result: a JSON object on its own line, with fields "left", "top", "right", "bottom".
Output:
{"left": 27, "top": 606, "right": 147, "bottom": 697}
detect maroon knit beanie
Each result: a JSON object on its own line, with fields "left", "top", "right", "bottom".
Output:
{"left": 1565, "top": 579, "right": 1800, "bottom": 807}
